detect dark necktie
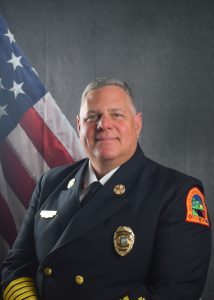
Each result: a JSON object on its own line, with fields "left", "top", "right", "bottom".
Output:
{"left": 80, "top": 181, "right": 102, "bottom": 207}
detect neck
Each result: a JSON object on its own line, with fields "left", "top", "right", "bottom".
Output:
{"left": 89, "top": 155, "right": 132, "bottom": 179}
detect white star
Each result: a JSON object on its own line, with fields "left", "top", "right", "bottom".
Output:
{"left": 0, "top": 104, "right": 8, "bottom": 119}
{"left": 8, "top": 53, "right": 23, "bottom": 71}
{"left": 0, "top": 78, "right": 5, "bottom": 90}
{"left": 9, "top": 81, "right": 25, "bottom": 98}
{"left": 4, "top": 29, "right": 16, "bottom": 44}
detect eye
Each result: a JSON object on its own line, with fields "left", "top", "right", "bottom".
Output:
{"left": 85, "top": 114, "right": 100, "bottom": 122}
{"left": 112, "top": 113, "right": 124, "bottom": 119}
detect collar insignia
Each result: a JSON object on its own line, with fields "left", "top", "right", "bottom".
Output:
{"left": 113, "top": 184, "right": 126, "bottom": 195}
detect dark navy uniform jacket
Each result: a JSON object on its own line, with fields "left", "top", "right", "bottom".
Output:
{"left": 1, "top": 145, "right": 211, "bottom": 300}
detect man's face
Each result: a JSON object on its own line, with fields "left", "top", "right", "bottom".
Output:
{"left": 77, "top": 85, "right": 142, "bottom": 169}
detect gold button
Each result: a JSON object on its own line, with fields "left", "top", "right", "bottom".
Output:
{"left": 44, "top": 267, "right": 53, "bottom": 276}
{"left": 122, "top": 296, "right": 129, "bottom": 300}
{"left": 75, "top": 275, "right": 84, "bottom": 285}
{"left": 138, "top": 298, "right": 146, "bottom": 300}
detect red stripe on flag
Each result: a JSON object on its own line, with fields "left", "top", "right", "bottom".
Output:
{"left": 0, "top": 192, "right": 17, "bottom": 247}
{"left": 0, "top": 140, "right": 36, "bottom": 208}
{"left": 20, "top": 107, "right": 74, "bottom": 168}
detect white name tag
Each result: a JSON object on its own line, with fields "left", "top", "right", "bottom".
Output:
{"left": 40, "top": 210, "right": 57, "bottom": 218}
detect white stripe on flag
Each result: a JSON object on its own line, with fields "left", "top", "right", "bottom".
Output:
{"left": 7, "top": 123, "right": 49, "bottom": 182}
{"left": 34, "top": 92, "right": 85, "bottom": 162}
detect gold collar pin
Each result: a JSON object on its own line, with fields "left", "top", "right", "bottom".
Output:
{"left": 113, "top": 184, "right": 126, "bottom": 195}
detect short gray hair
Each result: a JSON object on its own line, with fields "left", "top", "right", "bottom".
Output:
{"left": 81, "top": 78, "right": 136, "bottom": 112}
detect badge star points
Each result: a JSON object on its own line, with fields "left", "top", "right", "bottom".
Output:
{"left": 0, "top": 104, "right": 8, "bottom": 119}
{"left": 8, "top": 53, "right": 23, "bottom": 71}
{"left": 4, "top": 29, "right": 16, "bottom": 44}
{"left": 9, "top": 81, "right": 25, "bottom": 98}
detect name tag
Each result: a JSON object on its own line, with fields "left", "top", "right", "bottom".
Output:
{"left": 40, "top": 210, "right": 57, "bottom": 218}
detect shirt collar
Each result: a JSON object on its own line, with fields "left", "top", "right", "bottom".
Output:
{"left": 83, "top": 162, "right": 119, "bottom": 188}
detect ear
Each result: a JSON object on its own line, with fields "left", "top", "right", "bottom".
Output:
{"left": 134, "top": 112, "right": 142, "bottom": 138}
{"left": 76, "top": 115, "right": 81, "bottom": 135}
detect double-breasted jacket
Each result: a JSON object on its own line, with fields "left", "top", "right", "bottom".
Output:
{"left": 1, "top": 145, "right": 211, "bottom": 300}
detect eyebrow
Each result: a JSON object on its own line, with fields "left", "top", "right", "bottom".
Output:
{"left": 86, "top": 108, "right": 125, "bottom": 114}
{"left": 85, "top": 110, "right": 100, "bottom": 115}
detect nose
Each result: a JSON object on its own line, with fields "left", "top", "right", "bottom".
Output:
{"left": 97, "top": 114, "right": 113, "bottom": 130}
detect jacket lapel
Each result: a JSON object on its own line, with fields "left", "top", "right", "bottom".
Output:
{"left": 57, "top": 160, "right": 88, "bottom": 229}
{"left": 51, "top": 183, "right": 127, "bottom": 253}
{"left": 50, "top": 145, "right": 147, "bottom": 253}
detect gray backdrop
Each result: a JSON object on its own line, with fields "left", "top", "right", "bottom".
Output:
{"left": 0, "top": 0, "right": 213, "bottom": 299}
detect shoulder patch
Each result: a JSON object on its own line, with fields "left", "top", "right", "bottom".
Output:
{"left": 186, "top": 187, "right": 210, "bottom": 227}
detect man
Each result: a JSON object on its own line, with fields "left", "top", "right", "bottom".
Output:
{"left": 1, "top": 79, "right": 211, "bottom": 300}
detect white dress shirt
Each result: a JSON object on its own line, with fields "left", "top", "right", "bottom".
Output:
{"left": 80, "top": 162, "right": 119, "bottom": 203}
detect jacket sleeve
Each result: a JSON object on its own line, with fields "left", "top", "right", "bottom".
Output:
{"left": 120, "top": 183, "right": 212, "bottom": 300}
{"left": 0, "top": 175, "right": 45, "bottom": 300}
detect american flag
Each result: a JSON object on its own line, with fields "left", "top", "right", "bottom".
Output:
{"left": 0, "top": 16, "right": 85, "bottom": 261}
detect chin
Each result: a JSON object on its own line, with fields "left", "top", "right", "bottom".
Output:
{"left": 95, "top": 150, "right": 119, "bottom": 161}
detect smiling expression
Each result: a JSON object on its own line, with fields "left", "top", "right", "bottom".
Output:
{"left": 77, "top": 85, "right": 142, "bottom": 175}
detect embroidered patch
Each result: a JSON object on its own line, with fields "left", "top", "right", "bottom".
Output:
{"left": 186, "top": 187, "right": 209, "bottom": 227}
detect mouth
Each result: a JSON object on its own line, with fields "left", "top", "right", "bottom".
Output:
{"left": 95, "top": 136, "right": 118, "bottom": 142}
